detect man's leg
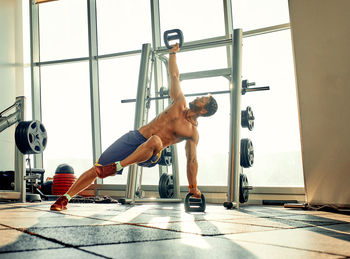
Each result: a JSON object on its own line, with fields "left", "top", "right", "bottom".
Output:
{"left": 50, "top": 167, "right": 98, "bottom": 211}
{"left": 95, "top": 135, "right": 163, "bottom": 178}
{"left": 50, "top": 134, "right": 163, "bottom": 211}
{"left": 66, "top": 167, "right": 97, "bottom": 198}
{"left": 119, "top": 135, "right": 163, "bottom": 167}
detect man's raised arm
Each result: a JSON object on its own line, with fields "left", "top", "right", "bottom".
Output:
{"left": 168, "top": 43, "right": 185, "bottom": 102}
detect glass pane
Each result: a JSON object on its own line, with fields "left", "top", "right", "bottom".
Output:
{"left": 178, "top": 78, "right": 230, "bottom": 186}
{"left": 24, "top": 67, "right": 32, "bottom": 120}
{"left": 160, "top": 0, "right": 226, "bottom": 43}
{"left": 39, "top": 0, "right": 88, "bottom": 61}
{"left": 41, "top": 62, "right": 92, "bottom": 178}
{"left": 232, "top": 0, "right": 290, "bottom": 31}
{"left": 177, "top": 46, "right": 228, "bottom": 74}
{"left": 96, "top": 0, "right": 152, "bottom": 55}
{"left": 241, "top": 30, "right": 303, "bottom": 187}
{"left": 99, "top": 55, "right": 141, "bottom": 184}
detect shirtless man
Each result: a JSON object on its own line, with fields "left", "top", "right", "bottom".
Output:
{"left": 50, "top": 43, "right": 218, "bottom": 211}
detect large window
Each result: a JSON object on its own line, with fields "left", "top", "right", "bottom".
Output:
{"left": 33, "top": 0, "right": 303, "bottom": 189}
{"left": 232, "top": 0, "right": 290, "bottom": 31}
{"left": 160, "top": 0, "right": 226, "bottom": 42}
{"left": 96, "top": 0, "right": 152, "bottom": 55}
{"left": 178, "top": 78, "right": 231, "bottom": 186}
{"left": 39, "top": 0, "right": 88, "bottom": 61}
{"left": 241, "top": 30, "right": 303, "bottom": 186}
{"left": 41, "top": 62, "right": 92, "bottom": 178}
{"left": 99, "top": 56, "right": 140, "bottom": 184}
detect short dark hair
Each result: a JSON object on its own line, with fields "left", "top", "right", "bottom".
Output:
{"left": 203, "top": 96, "right": 218, "bottom": 117}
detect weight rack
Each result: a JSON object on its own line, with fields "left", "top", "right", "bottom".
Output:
{"left": 119, "top": 29, "right": 267, "bottom": 208}
{"left": 0, "top": 96, "right": 27, "bottom": 202}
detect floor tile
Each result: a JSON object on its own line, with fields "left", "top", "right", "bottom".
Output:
{"left": 142, "top": 219, "right": 276, "bottom": 235}
{"left": 218, "top": 216, "right": 340, "bottom": 229}
{"left": 0, "top": 247, "right": 102, "bottom": 259}
{"left": 81, "top": 234, "right": 344, "bottom": 259}
{"left": 275, "top": 214, "right": 349, "bottom": 224}
{"left": 0, "top": 229, "right": 62, "bottom": 252}
{"left": 221, "top": 224, "right": 350, "bottom": 257}
{"left": 28, "top": 224, "right": 185, "bottom": 246}
{"left": 0, "top": 213, "right": 116, "bottom": 229}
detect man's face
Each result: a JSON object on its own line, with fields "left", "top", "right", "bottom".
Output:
{"left": 189, "top": 96, "right": 211, "bottom": 112}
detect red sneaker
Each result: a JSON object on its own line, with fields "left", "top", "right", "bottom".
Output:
{"left": 50, "top": 196, "right": 68, "bottom": 211}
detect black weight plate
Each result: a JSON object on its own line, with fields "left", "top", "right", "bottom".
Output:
{"left": 15, "top": 120, "right": 47, "bottom": 154}
{"left": 240, "top": 139, "right": 247, "bottom": 167}
{"left": 240, "top": 138, "right": 254, "bottom": 168}
{"left": 239, "top": 173, "right": 249, "bottom": 203}
{"left": 246, "top": 139, "right": 254, "bottom": 167}
{"left": 241, "top": 106, "right": 254, "bottom": 131}
{"left": 158, "top": 173, "right": 174, "bottom": 198}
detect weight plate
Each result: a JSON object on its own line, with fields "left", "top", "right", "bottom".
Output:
{"left": 240, "top": 138, "right": 254, "bottom": 168}
{"left": 158, "top": 173, "right": 174, "bottom": 198}
{"left": 241, "top": 106, "right": 254, "bottom": 131}
{"left": 158, "top": 146, "right": 172, "bottom": 166}
{"left": 15, "top": 120, "right": 47, "bottom": 154}
{"left": 239, "top": 173, "right": 249, "bottom": 203}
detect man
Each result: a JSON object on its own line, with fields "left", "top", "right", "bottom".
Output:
{"left": 51, "top": 43, "right": 218, "bottom": 211}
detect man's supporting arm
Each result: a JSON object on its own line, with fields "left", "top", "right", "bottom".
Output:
{"left": 168, "top": 44, "right": 185, "bottom": 102}
{"left": 185, "top": 131, "right": 201, "bottom": 197}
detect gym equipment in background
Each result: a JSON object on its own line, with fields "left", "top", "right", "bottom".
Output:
{"left": 52, "top": 164, "right": 76, "bottom": 195}
{"left": 0, "top": 96, "right": 48, "bottom": 202}
{"left": 158, "top": 173, "right": 174, "bottom": 198}
{"left": 241, "top": 106, "right": 254, "bottom": 131}
{"left": 240, "top": 138, "right": 254, "bottom": 168}
{"left": 117, "top": 28, "right": 269, "bottom": 210}
{"left": 15, "top": 120, "right": 47, "bottom": 154}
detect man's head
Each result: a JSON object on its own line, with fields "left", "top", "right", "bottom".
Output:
{"left": 189, "top": 95, "right": 218, "bottom": 117}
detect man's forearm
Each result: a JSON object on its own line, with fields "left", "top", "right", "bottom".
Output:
{"left": 186, "top": 161, "right": 198, "bottom": 188}
{"left": 168, "top": 53, "right": 179, "bottom": 78}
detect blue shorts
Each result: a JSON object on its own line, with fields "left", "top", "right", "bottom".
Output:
{"left": 97, "top": 130, "right": 162, "bottom": 174}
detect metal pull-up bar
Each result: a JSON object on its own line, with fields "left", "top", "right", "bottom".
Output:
{"left": 121, "top": 85, "right": 270, "bottom": 103}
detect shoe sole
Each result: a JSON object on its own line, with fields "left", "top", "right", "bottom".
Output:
{"left": 50, "top": 206, "right": 67, "bottom": 211}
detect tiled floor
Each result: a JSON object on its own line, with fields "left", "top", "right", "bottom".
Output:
{"left": 0, "top": 201, "right": 349, "bottom": 258}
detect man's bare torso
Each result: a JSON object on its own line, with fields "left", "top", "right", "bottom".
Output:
{"left": 138, "top": 100, "right": 197, "bottom": 147}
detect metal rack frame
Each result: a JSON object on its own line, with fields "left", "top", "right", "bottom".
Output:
{"left": 118, "top": 28, "right": 243, "bottom": 207}
{"left": 0, "top": 96, "right": 27, "bottom": 202}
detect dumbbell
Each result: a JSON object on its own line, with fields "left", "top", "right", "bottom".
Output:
{"left": 164, "top": 29, "right": 184, "bottom": 49}
{"left": 184, "top": 193, "right": 206, "bottom": 213}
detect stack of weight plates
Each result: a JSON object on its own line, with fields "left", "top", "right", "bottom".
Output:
{"left": 52, "top": 164, "right": 76, "bottom": 195}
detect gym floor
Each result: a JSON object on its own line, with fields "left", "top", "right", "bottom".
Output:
{"left": 0, "top": 202, "right": 349, "bottom": 258}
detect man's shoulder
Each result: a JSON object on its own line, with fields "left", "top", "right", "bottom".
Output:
{"left": 172, "top": 96, "right": 187, "bottom": 109}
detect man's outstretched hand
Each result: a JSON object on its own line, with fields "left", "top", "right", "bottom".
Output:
{"left": 170, "top": 43, "right": 180, "bottom": 53}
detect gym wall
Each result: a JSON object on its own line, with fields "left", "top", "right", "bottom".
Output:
{"left": 0, "top": 0, "right": 24, "bottom": 170}
{"left": 289, "top": 0, "right": 350, "bottom": 207}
